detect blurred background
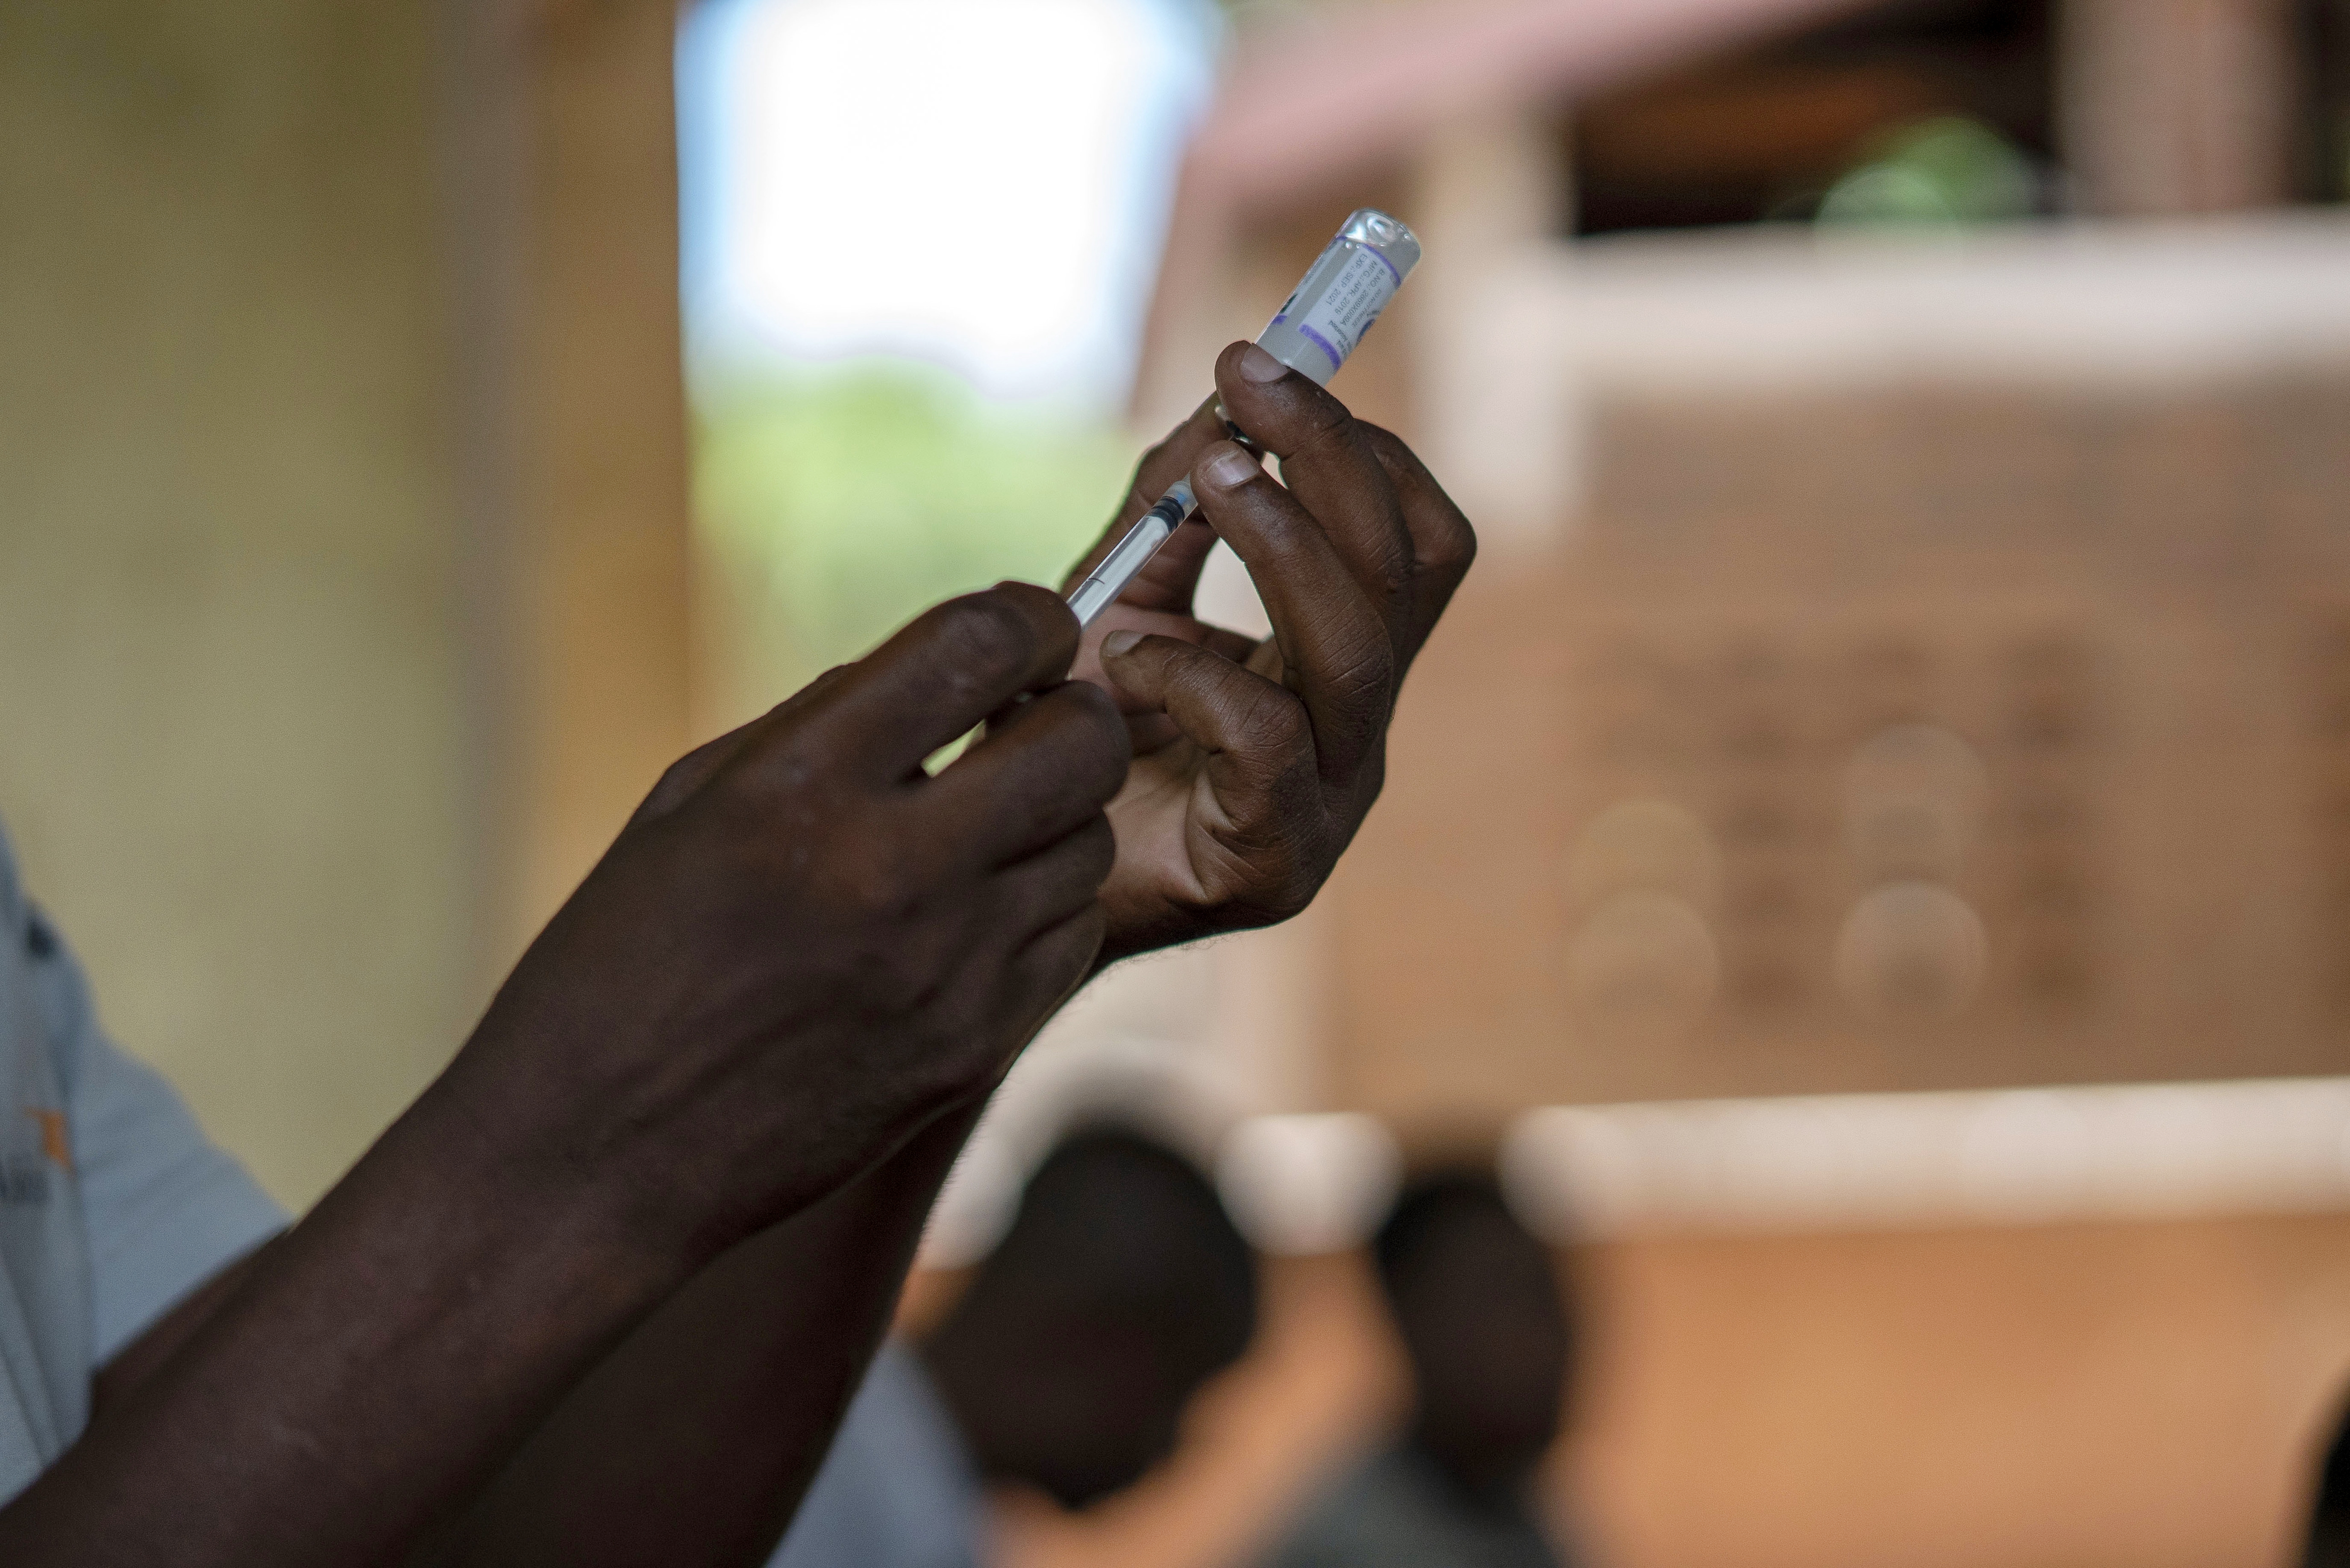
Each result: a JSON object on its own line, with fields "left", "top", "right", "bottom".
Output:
{"left": 6, "top": 0, "right": 2350, "bottom": 1563}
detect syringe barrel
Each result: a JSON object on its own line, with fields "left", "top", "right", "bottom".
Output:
{"left": 1253, "top": 208, "right": 1421, "bottom": 386}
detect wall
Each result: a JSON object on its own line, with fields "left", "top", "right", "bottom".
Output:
{"left": 1322, "top": 220, "right": 2350, "bottom": 1130}
{"left": 1574, "top": 1213, "right": 2350, "bottom": 1568}
{"left": 0, "top": 0, "right": 696, "bottom": 1210}
{"left": 990, "top": 1213, "right": 2350, "bottom": 1568}
{"left": 0, "top": 3, "right": 467, "bottom": 1208}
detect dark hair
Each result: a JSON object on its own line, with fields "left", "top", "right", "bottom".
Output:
{"left": 1370, "top": 1163, "right": 1576, "bottom": 1481}
{"left": 1372, "top": 1165, "right": 1573, "bottom": 1349}
{"left": 971, "top": 1125, "right": 1256, "bottom": 1364}
{"left": 2308, "top": 1389, "right": 2350, "bottom": 1568}
{"left": 1375, "top": 1167, "right": 1533, "bottom": 1293}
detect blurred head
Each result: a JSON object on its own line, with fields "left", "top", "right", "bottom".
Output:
{"left": 920, "top": 1127, "right": 1257, "bottom": 1510}
{"left": 2305, "top": 1389, "right": 2350, "bottom": 1568}
{"left": 1375, "top": 1169, "right": 1572, "bottom": 1494}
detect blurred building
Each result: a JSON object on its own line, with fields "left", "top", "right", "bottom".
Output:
{"left": 1068, "top": 6, "right": 2350, "bottom": 1568}
{"left": 1134, "top": 0, "right": 2350, "bottom": 1130}
{"left": 14, "top": 6, "right": 2350, "bottom": 1567}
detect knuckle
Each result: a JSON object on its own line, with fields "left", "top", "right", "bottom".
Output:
{"left": 1419, "top": 508, "right": 1479, "bottom": 576}
{"left": 783, "top": 663, "right": 855, "bottom": 711}
{"left": 1299, "top": 396, "right": 1357, "bottom": 458}
{"left": 828, "top": 832, "right": 920, "bottom": 922}
{"left": 654, "top": 750, "right": 703, "bottom": 795}
{"left": 1356, "top": 421, "right": 1421, "bottom": 482}
{"left": 930, "top": 592, "right": 1040, "bottom": 680}
{"left": 1357, "top": 423, "right": 1478, "bottom": 572}
{"left": 1239, "top": 685, "right": 1312, "bottom": 753}
{"left": 646, "top": 752, "right": 708, "bottom": 811}
{"left": 1323, "top": 621, "right": 1398, "bottom": 707}
{"left": 711, "top": 743, "right": 810, "bottom": 812}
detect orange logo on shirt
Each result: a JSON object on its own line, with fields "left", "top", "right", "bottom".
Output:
{"left": 24, "top": 1109, "right": 70, "bottom": 1172}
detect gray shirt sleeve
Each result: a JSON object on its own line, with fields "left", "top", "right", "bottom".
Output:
{"left": 25, "top": 904, "right": 287, "bottom": 1364}
{"left": 767, "top": 1341, "right": 984, "bottom": 1568}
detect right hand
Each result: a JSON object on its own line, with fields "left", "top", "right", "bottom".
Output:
{"left": 446, "top": 583, "right": 1128, "bottom": 1262}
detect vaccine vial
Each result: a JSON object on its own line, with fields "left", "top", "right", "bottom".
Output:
{"left": 1066, "top": 208, "right": 1422, "bottom": 627}
{"left": 1255, "top": 208, "right": 1422, "bottom": 386}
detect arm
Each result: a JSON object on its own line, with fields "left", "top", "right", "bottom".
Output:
{"left": 1, "top": 585, "right": 1129, "bottom": 1568}
{"left": 85, "top": 1101, "right": 967, "bottom": 1568}
{"left": 90, "top": 1238, "right": 275, "bottom": 1420}
{"left": 80, "top": 1095, "right": 984, "bottom": 1568}
{"left": 55, "top": 344, "right": 1474, "bottom": 1568}
{"left": 397, "top": 343, "right": 1475, "bottom": 1564}
{"left": 416, "top": 1097, "right": 986, "bottom": 1568}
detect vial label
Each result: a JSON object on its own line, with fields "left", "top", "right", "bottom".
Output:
{"left": 1266, "top": 242, "right": 1401, "bottom": 383}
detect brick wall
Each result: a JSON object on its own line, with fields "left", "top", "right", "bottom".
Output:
{"left": 1328, "top": 376, "right": 2350, "bottom": 1130}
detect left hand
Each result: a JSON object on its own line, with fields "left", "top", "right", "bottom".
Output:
{"left": 1063, "top": 341, "right": 1476, "bottom": 964}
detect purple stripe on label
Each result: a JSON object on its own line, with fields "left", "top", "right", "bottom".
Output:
{"left": 1354, "top": 242, "right": 1403, "bottom": 288}
{"left": 1298, "top": 323, "right": 1344, "bottom": 370}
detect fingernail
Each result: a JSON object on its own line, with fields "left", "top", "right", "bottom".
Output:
{"left": 1200, "top": 442, "right": 1260, "bottom": 490}
{"left": 1102, "top": 630, "right": 1142, "bottom": 657}
{"left": 1237, "top": 344, "right": 1288, "bottom": 382}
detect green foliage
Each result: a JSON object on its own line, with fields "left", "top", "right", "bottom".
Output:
{"left": 1816, "top": 115, "right": 2039, "bottom": 227}
{"left": 694, "top": 360, "right": 1138, "bottom": 699}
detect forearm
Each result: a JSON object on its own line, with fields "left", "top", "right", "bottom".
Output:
{"left": 422, "top": 1097, "right": 988, "bottom": 1568}
{"left": 1, "top": 576, "right": 1133, "bottom": 1565}
{"left": 0, "top": 1076, "right": 694, "bottom": 1568}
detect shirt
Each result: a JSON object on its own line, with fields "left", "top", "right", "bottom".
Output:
{"left": 1262, "top": 1443, "right": 1567, "bottom": 1568}
{"left": 0, "top": 822, "right": 286, "bottom": 1504}
{"left": 767, "top": 1340, "right": 984, "bottom": 1568}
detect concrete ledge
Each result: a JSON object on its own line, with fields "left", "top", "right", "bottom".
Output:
{"left": 1505, "top": 1076, "right": 2350, "bottom": 1237}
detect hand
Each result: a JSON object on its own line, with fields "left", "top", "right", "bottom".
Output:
{"left": 449, "top": 584, "right": 1129, "bottom": 1262}
{"left": 1064, "top": 342, "right": 1476, "bottom": 963}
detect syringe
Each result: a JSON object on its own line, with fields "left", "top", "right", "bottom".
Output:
{"left": 1067, "top": 208, "right": 1423, "bottom": 627}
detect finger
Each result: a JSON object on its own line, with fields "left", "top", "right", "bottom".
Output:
{"left": 926, "top": 681, "right": 1129, "bottom": 868}
{"left": 787, "top": 584, "right": 1079, "bottom": 782}
{"left": 1187, "top": 440, "right": 1396, "bottom": 785}
{"left": 1067, "top": 605, "right": 1251, "bottom": 704}
{"left": 632, "top": 666, "right": 856, "bottom": 825}
{"left": 1358, "top": 424, "right": 1478, "bottom": 673}
{"left": 1098, "top": 633, "right": 1326, "bottom": 913}
{"left": 1212, "top": 343, "right": 1415, "bottom": 636}
{"left": 1198, "top": 625, "right": 1261, "bottom": 663}
{"left": 1062, "top": 396, "right": 1228, "bottom": 614}
{"left": 633, "top": 724, "right": 755, "bottom": 828}
{"left": 1069, "top": 617, "right": 1260, "bottom": 759}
